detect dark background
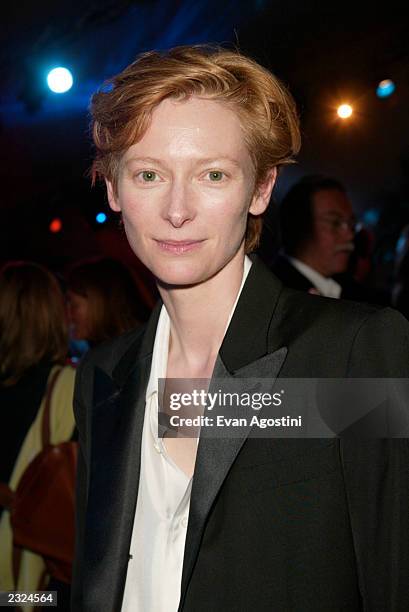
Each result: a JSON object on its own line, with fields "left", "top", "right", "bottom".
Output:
{"left": 1, "top": 0, "right": 409, "bottom": 284}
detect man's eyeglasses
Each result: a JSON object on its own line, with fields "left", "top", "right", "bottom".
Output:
{"left": 315, "top": 215, "right": 357, "bottom": 233}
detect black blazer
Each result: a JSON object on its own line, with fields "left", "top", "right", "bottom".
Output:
{"left": 72, "top": 257, "right": 409, "bottom": 611}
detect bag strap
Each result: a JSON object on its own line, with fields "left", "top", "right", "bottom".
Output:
{"left": 0, "top": 482, "right": 14, "bottom": 509}
{"left": 41, "top": 367, "right": 63, "bottom": 448}
{"left": 0, "top": 366, "right": 63, "bottom": 508}
{"left": 4, "top": 366, "right": 62, "bottom": 588}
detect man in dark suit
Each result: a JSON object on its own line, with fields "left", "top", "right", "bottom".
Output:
{"left": 72, "top": 46, "right": 409, "bottom": 611}
{"left": 272, "top": 175, "right": 385, "bottom": 303}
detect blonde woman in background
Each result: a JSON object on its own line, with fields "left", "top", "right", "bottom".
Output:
{"left": 0, "top": 262, "right": 75, "bottom": 609}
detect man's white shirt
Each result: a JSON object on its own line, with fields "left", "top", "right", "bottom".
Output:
{"left": 288, "top": 256, "right": 342, "bottom": 299}
{"left": 121, "top": 256, "right": 252, "bottom": 611}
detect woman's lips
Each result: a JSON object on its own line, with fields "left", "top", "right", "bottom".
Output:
{"left": 155, "top": 239, "right": 204, "bottom": 254}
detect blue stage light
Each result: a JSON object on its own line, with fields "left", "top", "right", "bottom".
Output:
{"left": 376, "top": 79, "right": 395, "bottom": 98}
{"left": 47, "top": 67, "right": 73, "bottom": 93}
{"left": 96, "top": 212, "right": 107, "bottom": 224}
{"left": 362, "top": 209, "right": 380, "bottom": 226}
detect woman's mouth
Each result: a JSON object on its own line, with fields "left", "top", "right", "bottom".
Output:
{"left": 154, "top": 239, "right": 204, "bottom": 254}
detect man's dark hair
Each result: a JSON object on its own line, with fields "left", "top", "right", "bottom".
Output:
{"left": 279, "top": 175, "right": 346, "bottom": 256}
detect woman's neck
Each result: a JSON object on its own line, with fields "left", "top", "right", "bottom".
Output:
{"left": 158, "top": 251, "right": 246, "bottom": 378}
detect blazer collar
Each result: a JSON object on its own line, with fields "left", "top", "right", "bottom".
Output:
{"left": 112, "top": 300, "right": 162, "bottom": 388}
{"left": 220, "top": 255, "right": 285, "bottom": 372}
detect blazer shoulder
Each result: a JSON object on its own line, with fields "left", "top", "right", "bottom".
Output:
{"left": 345, "top": 306, "right": 409, "bottom": 376}
{"left": 73, "top": 324, "right": 147, "bottom": 425}
{"left": 80, "top": 324, "right": 147, "bottom": 375}
{"left": 287, "top": 289, "right": 409, "bottom": 335}
{"left": 278, "top": 284, "right": 384, "bottom": 326}
{"left": 277, "top": 286, "right": 409, "bottom": 376}
{"left": 74, "top": 301, "right": 162, "bottom": 420}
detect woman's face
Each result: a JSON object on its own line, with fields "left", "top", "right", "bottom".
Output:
{"left": 67, "top": 290, "right": 90, "bottom": 340}
{"left": 106, "top": 96, "right": 275, "bottom": 288}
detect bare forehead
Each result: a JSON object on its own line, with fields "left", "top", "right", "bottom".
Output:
{"left": 122, "top": 96, "right": 251, "bottom": 166}
{"left": 142, "top": 96, "right": 245, "bottom": 140}
{"left": 313, "top": 189, "right": 353, "bottom": 216}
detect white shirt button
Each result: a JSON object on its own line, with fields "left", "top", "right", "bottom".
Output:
{"left": 181, "top": 517, "right": 188, "bottom": 528}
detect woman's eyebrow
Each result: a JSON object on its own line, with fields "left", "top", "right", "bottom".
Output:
{"left": 195, "top": 157, "right": 242, "bottom": 168}
{"left": 124, "top": 156, "right": 242, "bottom": 168}
{"left": 124, "top": 157, "right": 166, "bottom": 167}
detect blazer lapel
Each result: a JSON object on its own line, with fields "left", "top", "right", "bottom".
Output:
{"left": 83, "top": 305, "right": 161, "bottom": 611}
{"left": 180, "top": 257, "right": 288, "bottom": 606}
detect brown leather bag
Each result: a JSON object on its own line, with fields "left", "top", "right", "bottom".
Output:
{"left": 0, "top": 368, "right": 77, "bottom": 585}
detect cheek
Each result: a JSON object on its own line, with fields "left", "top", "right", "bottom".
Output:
{"left": 214, "top": 192, "right": 251, "bottom": 229}
{"left": 120, "top": 201, "right": 152, "bottom": 239}
{"left": 210, "top": 207, "right": 248, "bottom": 247}
{"left": 315, "top": 229, "right": 334, "bottom": 253}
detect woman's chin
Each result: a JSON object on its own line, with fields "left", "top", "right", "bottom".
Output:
{"left": 151, "top": 261, "right": 209, "bottom": 288}
{"left": 156, "top": 274, "right": 203, "bottom": 289}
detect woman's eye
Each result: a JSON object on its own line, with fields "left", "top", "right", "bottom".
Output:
{"left": 208, "top": 171, "right": 224, "bottom": 182}
{"left": 139, "top": 170, "right": 157, "bottom": 182}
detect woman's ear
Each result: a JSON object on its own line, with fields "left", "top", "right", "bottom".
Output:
{"left": 249, "top": 167, "right": 277, "bottom": 215}
{"left": 105, "top": 179, "right": 121, "bottom": 212}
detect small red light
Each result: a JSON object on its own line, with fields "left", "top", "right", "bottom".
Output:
{"left": 49, "top": 218, "right": 62, "bottom": 233}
